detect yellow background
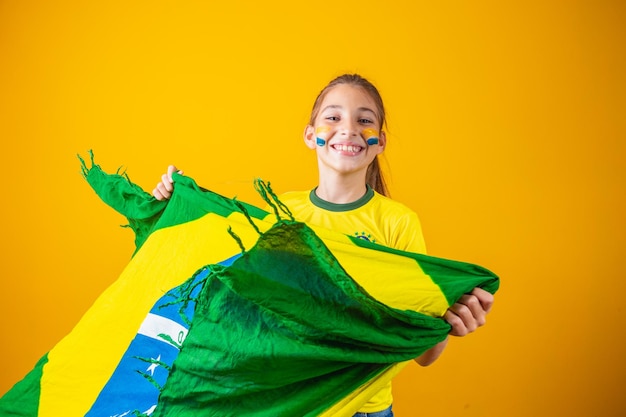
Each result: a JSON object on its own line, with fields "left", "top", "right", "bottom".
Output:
{"left": 1, "top": 1, "right": 624, "bottom": 416}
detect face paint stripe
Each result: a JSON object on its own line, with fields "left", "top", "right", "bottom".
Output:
{"left": 362, "top": 128, "right": 379, "bottom": 146}
{"left": 315, "top": 126, "right": 331, "bottom": 147}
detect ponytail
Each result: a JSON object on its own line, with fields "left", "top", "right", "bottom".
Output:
{"left": 366, "top": 157, "right": 389, "bottom": 197}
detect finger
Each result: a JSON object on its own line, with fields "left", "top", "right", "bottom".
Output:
{"left": 448, "top": 302, "right": 478, "bottom": 335}
{"left": 444, "top": 310, "right": 470, "bottom": 337}
{"left": 156, "top": 182, "right": 172, "bottom": 199}
{"left": 161, "top": 174, "right": 174, "bottom": 192}
{"left": 457, "top": 293, "right": 488, "bottom": 327}
{"left": 153, "top": 187, "right": 165, "bottom": 201}
{"left": 166, "top": 165, "right": 179, "bottom": 182}
{"left": 471, "top": 287, "right": 494, "bottom": 313}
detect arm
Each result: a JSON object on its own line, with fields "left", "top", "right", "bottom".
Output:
{"left": 415, "top": 287, "right": 494, "bottom": 366}
{"left": 152, "top": 165, "right": 184, "bottom": 200}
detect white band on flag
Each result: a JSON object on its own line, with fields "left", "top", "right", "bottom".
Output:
{"left": 137, "top": 313, "right": 188, "bottom": 349}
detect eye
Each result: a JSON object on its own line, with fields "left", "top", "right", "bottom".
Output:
{"left": 326, "top": 116, "right": 340, "bottom": 122}
{"left": 359, "top": 118, "right": 374, "bottom": 124}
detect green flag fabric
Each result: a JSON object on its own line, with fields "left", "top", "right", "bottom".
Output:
{"left": 0, "top": 153, "right": 499, "bottom": 416}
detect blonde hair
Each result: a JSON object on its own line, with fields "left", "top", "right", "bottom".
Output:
{"left": 309, "top": 74, "right": 389, "bottom": 196}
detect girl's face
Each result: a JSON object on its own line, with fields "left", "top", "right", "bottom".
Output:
{"left": 304, "top": 84, "right": 386, "bottom": 177}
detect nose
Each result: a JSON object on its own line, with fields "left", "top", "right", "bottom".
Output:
{"left": 339, "top": 119, "right": 359, "bottom": 137}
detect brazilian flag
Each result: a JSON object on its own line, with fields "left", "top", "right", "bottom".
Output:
{"left": 0, "top": 153, "right": 499, "bottom": 416}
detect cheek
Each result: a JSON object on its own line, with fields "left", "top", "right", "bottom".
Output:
{"left": 315, "top": 126, "right": 331, "bottom": 146}
{"left": 362, "top": 128, "right": 379, "bottom": 146}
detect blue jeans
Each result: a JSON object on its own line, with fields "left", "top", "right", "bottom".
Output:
{"left": 353, "top": 405, "right": 394, "bottom": 417}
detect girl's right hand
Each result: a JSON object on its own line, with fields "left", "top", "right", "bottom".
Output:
{"left": 152, "top": 165, "right": 184, "bottom": 200}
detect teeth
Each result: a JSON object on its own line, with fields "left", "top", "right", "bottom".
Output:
{"left": 334, "top": 144, "right": 362, "bottom": 152}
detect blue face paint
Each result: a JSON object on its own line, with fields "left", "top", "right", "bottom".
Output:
{"left": 362, "top": 128, "right": 380, "bottom": 146}
{"left": 315, "top": 126, "right": 330, "bottom": 147}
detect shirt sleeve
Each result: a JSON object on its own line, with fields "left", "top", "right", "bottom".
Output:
{"left": 390, "top": 211, "right": 428, "bottom": 255}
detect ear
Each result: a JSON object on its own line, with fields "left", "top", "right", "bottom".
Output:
{"left": 376, "top": 130, "right": 387, "bottom": 154}
{"left": 303, "top": 125, "right": 317, "bottom": 149}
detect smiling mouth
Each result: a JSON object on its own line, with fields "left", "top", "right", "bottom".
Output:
{"left": 332, "top": 144, "right": 363, "bottom": 153}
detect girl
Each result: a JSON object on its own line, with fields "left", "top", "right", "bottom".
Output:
{"left": 153, "top": 74, "right": 494, "bottom": 417}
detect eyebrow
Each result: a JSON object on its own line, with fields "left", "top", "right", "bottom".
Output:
{"left": 321, "top": 105, "right": 377, "bottom": 116}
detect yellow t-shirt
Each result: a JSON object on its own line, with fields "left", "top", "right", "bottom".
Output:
{"left": 278, "top": 186, "right": 427, "bottom": 413}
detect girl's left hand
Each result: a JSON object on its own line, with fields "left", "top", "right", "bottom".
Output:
{"left": 415, "top": 288, "right": 494, "bottom": 366}
{"left": 444, "top": 287, "right": 494, "bottom": 337}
